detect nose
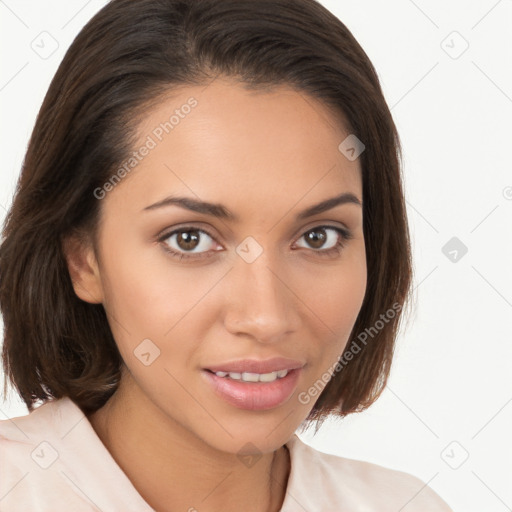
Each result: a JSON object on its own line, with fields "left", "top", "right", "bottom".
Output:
{"left": 223, "top": 251, "right": 301, "bottom": 344}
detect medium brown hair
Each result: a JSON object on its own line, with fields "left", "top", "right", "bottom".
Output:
{"left": 1, "top": 0, "right": 412, "bottom": 426}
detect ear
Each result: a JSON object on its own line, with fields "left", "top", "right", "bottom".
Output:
{"left": 62, "top": 232, "right": 104, "bottom": 304}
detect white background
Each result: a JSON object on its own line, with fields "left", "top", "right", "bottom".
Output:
{"left": 1, "top": 1, "right": 511, "bottom": 511}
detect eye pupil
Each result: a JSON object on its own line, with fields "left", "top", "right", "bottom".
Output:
{"left": 306, "top": 228, "right": 327, "bottom": 249}
{"left": 177, "top": 230, "right": 200, "bottom": 250}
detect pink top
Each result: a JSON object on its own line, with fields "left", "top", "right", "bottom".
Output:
{"left": 0, "top": 397, "right": 452, "bottom": 511}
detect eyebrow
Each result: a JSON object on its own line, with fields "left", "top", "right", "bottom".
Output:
{"left": 142, "top": 192, "right": 362, "bottom": 221}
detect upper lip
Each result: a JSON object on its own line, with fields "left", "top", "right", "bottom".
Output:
{"left": 205, "top": 357, "right": 305, "bottom": 374}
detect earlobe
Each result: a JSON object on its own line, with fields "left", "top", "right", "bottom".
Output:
{"left": 62, "top": 233, "right": 104, "bottom": 304}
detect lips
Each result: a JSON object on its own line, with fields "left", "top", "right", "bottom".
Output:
{"left": 202, "top": 367, "right": 303, "bottom": 410}
{"left": 202, "top": 357, "right": 305, "bottom": 410}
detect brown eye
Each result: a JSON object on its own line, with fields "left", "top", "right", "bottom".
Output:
{"left": 298, "top": 227, "right": 339, "bottom": 250}
{"left": 162, "top": 228, "right": 217, "bottom": 255}
{"left": 293, "top": 225, "right": 353, "bottom": 258}
{"left": 304, "top": 228, "right": 328, "bottom": 249}
{"left": 176, "top": 230, "right": 200, "bottom": 251}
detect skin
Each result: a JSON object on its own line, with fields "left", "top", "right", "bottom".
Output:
{"left": 64, "top": 77, "right": 367, "bottom": 512}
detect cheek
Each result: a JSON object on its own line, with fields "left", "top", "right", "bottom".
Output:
{"left": 294, "top": 250, "right": 367, "bottom": 383}
{"left": 97, "top": 251, "right": 209, "bottom": 399}
{"left": 98, "top": 241, "right": 213, "bottom": 349}
{"left": 297, "top": 250, "right": 366, "bottom": 337}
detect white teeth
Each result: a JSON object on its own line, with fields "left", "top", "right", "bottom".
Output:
{"left": 258, "top": 372, "right": 278, "bottom": 382}
{"left": 214, "top": 369, "right": 289, "bottom": 382}
{"left": 242, "top": 372, "right": 260, "bottom": 382}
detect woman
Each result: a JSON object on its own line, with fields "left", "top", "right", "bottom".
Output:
{"left": 0, "top": 0, "right": 452, "bottom": 510}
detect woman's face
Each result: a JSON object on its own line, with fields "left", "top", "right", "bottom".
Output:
{"left": 76, "top": 78, "right": 366, "bottom": 454}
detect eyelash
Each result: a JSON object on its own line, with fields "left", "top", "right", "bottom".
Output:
{"left": 157, "top": 225, "right": 353, "bottom": 262}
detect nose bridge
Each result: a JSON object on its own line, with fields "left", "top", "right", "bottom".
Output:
{"left": 224, "top": 247, "right": 299, "bottom": 341}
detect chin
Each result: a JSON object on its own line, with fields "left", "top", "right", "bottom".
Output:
{"left": 186, "top": 404, "right": 310, "bottom": 456}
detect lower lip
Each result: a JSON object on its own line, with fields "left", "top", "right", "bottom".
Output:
{"left": 202, "top": 369, "right": 302, "bottom": 411}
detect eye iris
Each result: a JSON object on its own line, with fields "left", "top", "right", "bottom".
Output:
{"left": 306, "top": 228, "right": 327, "bottom": 249}
{"left": 177, "top": 230, "right": 200, "bottom": 251}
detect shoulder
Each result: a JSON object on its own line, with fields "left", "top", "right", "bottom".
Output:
{"left": 0, "top": 398, "right": 101, "bottom": 511}
{"left": 0, "top": 396, "right": 85, "bottom": 451}
{"left": 0, "top": 398, "right": 65, "bottom": 473}
{"left": 283, "top": 434, "right": 453, "bottom": 512}
{"left": 0, "top": 397, "right": 155, "bottom": 511}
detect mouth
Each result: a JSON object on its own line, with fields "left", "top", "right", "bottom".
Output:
{"left": 201, "top": 367, "right": 302, "bottom": 411}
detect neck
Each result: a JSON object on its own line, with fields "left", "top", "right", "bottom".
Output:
{"left": 87, "top": 373, "right": 291, "bottom": 512}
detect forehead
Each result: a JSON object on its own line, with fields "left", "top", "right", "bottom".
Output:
{"left": 105, "top": 78, "right": 362, "bottom": 216}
